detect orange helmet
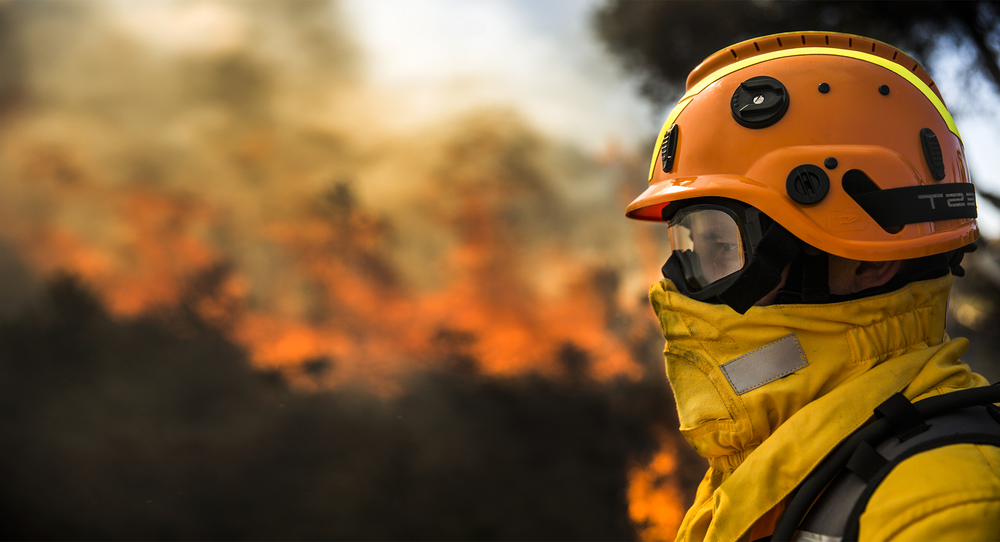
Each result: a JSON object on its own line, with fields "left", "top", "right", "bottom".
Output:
{"left": 628, "top": 31, "right": 979, "bottom": 312}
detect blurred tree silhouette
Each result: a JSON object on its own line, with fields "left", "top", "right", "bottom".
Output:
{"left": 595, "top": 1, "right": 1000, "bottom": 103}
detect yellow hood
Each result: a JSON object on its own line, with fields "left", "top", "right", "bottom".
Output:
{"left": 650, "top": 274, "right": 987, "bottom": 542}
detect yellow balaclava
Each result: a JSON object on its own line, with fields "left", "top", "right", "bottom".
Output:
{"left": 650, "top": 274, "right": 986, "bottom": 542}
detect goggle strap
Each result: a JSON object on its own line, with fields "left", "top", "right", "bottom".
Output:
{"left": 717, "top": 223, "right": 801, "bottom": 314}
{"left": 801, "top": 253, "right": 831, "bottom": 303}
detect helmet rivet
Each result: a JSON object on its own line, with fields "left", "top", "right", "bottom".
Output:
{"left": 824, "top": 157, "right": 838, "bottom": 169}
{"left": 879, "top": 84, "right": 890, "bottom": 95}
{"left": 786, "top": 165, "right": 830, "bottom": 204}
{"left": 818, "top": 82, "right": 830, "bottom": 93}
{"left": 753, "top": 95, "right": 765, "bottom": 104}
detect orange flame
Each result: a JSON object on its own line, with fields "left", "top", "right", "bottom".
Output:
{"left": 627, "top": 436, "right": 686, "bottom": 541}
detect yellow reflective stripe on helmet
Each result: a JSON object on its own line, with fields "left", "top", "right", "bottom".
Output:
{"left": 647, "top": 97, "right": 692, "bottom": 181}
{"left": 680, "top": 47, "right": 961, "bottom": 140}
{"left": 648, "top": 47, "right": 960, "bottom": 183}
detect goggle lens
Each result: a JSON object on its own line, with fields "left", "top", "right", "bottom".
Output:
{"left": 667, "top": 206, "right": 746, "bottom": 290}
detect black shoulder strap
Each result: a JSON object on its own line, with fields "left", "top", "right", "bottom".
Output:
{"left": 797, "top": 402, "right": 1000, "bottom": 541}
{"left": 840, "top": 403, "right": 1000, "bottom": 541}
{"left": 774, "top": 385, "right": 1000, "bottom": 542}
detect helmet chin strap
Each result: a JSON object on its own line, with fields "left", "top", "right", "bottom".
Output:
{"left": 775, "top": 251, "right": 830, "bottom": 305}
{"left": 716, "top": 223, "right": 802, "bottom": 314}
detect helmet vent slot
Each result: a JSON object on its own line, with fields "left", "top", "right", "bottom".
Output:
{"left": 920, "top": 128, "right": 946, "bottom": 181}
{"left": 660, "top": 124, "right": 679, "bottom": 172}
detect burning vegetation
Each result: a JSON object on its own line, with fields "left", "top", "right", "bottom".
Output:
{"left": 0, "top": 1, "right": 696, "bottom": 539}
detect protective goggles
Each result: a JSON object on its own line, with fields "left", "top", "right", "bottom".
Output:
{"left": 660, "top": 197, "right": 963, "bottom": 313}
{"left": 660, "top": 198, "right": 780, "bottom": 309}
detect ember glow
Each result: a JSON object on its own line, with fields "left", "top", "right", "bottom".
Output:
{"left": 0, "top": 1, "right": 690, "bottom": 538}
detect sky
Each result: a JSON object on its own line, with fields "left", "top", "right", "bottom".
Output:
{"left": 343, "top": 0, "right": 1000, "bottom": 238}
{"left": 341, "top": 0, "right": 656, "bottom": 152}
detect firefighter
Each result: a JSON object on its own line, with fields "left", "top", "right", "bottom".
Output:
{"left": 626, "top": 32, "right": 1000, "bottom": 541}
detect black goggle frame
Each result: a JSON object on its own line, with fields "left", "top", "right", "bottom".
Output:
{"left": 660, "top": 197, "right": 774, "bottom": 305}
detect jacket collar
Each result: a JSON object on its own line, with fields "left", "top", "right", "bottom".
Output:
{"left": 650, "top": 275, "right": 987, "bottom": 542}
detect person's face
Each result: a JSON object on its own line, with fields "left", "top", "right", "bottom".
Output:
{"left": 687, "top": 210, "right": 744, "bottom": 285}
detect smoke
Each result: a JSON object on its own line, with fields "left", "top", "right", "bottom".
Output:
{"left": 0, "top": 0, "right": 696, "bottom": 539}
{"left": 0, "top": 0, "right": 664, "bottom": 385}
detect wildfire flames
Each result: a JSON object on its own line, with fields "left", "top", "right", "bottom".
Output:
{"left": 0, "top": 1, "right": 689, "bottom": 538}
{"left": 628, "top": 435, "right": 687, "bottom": 540}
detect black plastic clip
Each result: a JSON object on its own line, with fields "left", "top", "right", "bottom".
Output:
{"left": 874, "top": 393, "right": 929, "bottom": 442}
{"left": 845, "top": 441, "right": 888, "bottom": 482}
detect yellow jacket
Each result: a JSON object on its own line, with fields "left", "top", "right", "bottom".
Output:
{"left": 649, "top": 274, "right": 1000, "bottom": 541}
